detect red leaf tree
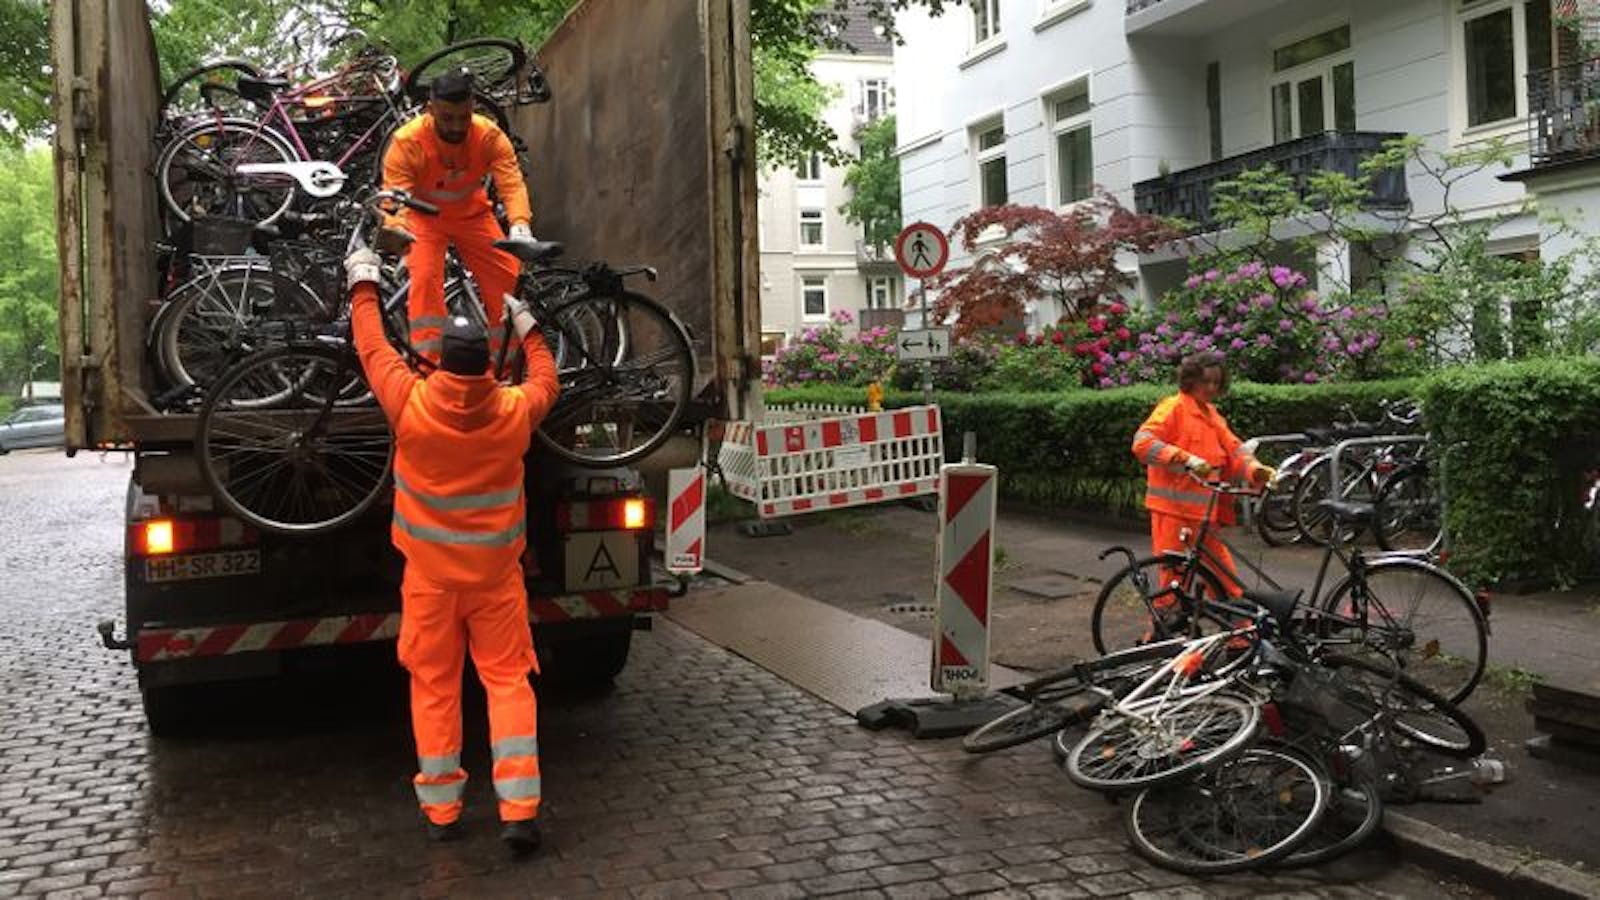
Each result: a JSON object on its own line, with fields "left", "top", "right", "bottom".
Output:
{"left": 927, "top": 193, "right": 1179, "bottom": 335}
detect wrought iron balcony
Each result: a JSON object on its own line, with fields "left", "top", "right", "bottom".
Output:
{"left": 1527, "top": 59, "right": 1600, "bottom": 168}
{"left": 855, "top": 240, "right": 900, "bottom": 273}
{"left": 858, "top": 307, "right": 904, "bottom": 332}
{"left": 1133, "top": 131, "right": 1409, "bottom": 232}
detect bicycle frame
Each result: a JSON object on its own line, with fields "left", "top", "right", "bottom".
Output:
{"left": 1090, "top": 626, "right": 1259, "bottom": 726}
{"left": 208, "top": 67, "right": 408, "bottom": 184}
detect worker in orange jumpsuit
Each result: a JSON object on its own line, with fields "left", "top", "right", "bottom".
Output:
{"left": 380, "top": 67, "right": 531, "bottom": 367}
{"left": 1131, "top": 352, "right": 1274, "bottom": 637}
{"left": 345, "top": 238, "right": 559, "bottom": 856}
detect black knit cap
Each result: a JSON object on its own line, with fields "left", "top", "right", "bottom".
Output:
{"left": 430, "top": 66, "right": 475, "bottom": 102}
{"left": 440, "top": 315, "right": 490, "bottom": 376}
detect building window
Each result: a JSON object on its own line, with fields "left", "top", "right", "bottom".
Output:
{"left": 802, "top": 276, "right": 828, "bottom": 318}
{"left": 1206, "top": 62, "right": 1223, "bottom": 160}
{"left": 1048, "top": 80, "right": 1093, "bottom": 205}
{"left": 868, "top": 277, "right": 898, "bottom": 310}
{"left": 861, "top": 78, "right": 894, "bottom": 122}
{"left": 795, "top": 151, "right": 822, "bottom": 182}
{"left": 799, "top": 209, "right": 824, "bottom": 247}
{"left": 1270, "top": 25, "right": 1354, "bottom": 142}
{"left": 760, "top": 331, "right": 786, "bottom": 357}
{"left": 1459, "top": 0, "right": 1552, "bottom": 129}
{"left": 973, "top": 0, "right": 1002, "bottom": 45}
{"left": 974, "top": 121, "right": 1008, "bottom": 207}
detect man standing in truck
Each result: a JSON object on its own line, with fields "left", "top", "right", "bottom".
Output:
{"left": 344, "top": 240, "right": 559, "bottom": 857}
{"left": 380, "top": 66, "right": 532, "bottom": 366}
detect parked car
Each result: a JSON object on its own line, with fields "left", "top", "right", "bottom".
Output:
{"left": 0, "top": 403, "right": 66, "bottom": 452}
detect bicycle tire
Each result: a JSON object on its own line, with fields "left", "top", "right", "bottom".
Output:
{"left": 1276, "top": 765, "right": 1383, "bottom": 868}
{"left": 1256, "top": 473, "right": 1304, "bottom": 547}
{"left": 1091, "top": 554, "right": 1230, "bottom": 655}
{"left": 404, "top": 38, "right": 526, "bottom": 102}
{"left": 1291, "top": 456, "right": 1366, "bottom": 547}
{"left": 1064, "top": 692, "right": 1261, "bottom": 794}
{"left": 1124, "top": 744, "right": 1329, "bottom": 875}
{"left": 198, "top": 345, "right": 393, "bottom": 536}
{"left": 963, "top": 689, "right": 1105, "bottom": 754}
{"left": 160, "top": 58, "right": 263, "bottom": 118}
{"left": 535, "top": 289, "right": 694, "bottom": 467}
{"left": 1321, "top": 654, "right": 1485, "bottom": 757}
{"left": 156, "top": 117, "right": 299, "bottom": 226}
{"left": 1319, "top": 557, "right": 1487, "bottom": 704}
{"left": 157, "top": 260, "right": 321, "bottom": 392}
{"left": 1374, "top": 466, "right": 1443, "bottom": 555}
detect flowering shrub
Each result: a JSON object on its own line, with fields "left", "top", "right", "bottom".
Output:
{"left": 764, "top": 310, "right": 897, "bottom": 387}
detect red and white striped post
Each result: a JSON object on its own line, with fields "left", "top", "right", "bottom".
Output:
{"left": 931, "top": 459, "right": 997, "bottom": 700}
{"left": 666, "top": 466, "right": 707, "bottom": 575}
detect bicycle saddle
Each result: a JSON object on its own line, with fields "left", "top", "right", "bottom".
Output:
{"left": 237, "top": 76, "right": 292, "bottom": 104}
{"left": 1242, "top": 587, "right": 1302, "bottom": 624}
{"left": 1315, "top": 499, "right": 1375, "bottom": 523}
{"left": 493, "top": 237, "right": 565, "bottom": 264}
{"left": 1303, "top": 423, "right": 1384, "bottom": 444}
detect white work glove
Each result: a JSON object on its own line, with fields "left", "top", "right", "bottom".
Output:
{"left": 1185, "top": 456, "right": 1214, "bottom": 478}
{"left": 509, "top": 223, "right": 533, "bottom": 240}
{"left": 344, "top": 248, "right": 381, "bottom": 290}
{"left": 504, "top": 293, "right": 538, "bottom": 340}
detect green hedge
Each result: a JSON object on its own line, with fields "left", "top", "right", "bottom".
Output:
{"left": 766, "top": 380, "right": 1419, "bottom": 517}
{"left": 1418, "top": 357, "right": 1600, "bottom": 588}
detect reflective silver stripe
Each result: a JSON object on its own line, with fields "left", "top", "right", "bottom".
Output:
{"left": 393, "top": 509, "right": 526, "bottom": 546}
{"left": 418, "top": 753, "right": 461, "bottom": 776}
{"left": 394, "top": 472, "right": 522, "bottom": 512}
{"left": 1231, "top": 445, "right": 1252, "bottom": 459}
{"left": 493, "top": 735, "right": 539, "bottom": 760}
{"left": 493, "top": 776, "right": 542, "bottom": 801}
{"left": 1148, "top": 486, "right": 1210, "bottom": 506}
{"left": 412, "top": 338, "right": 442, "bottom": 354}
{"left": 409, "top": 315, "right": 449, "bottom": 331}
{"left": 415, "top": 780, "right": 465, "bottom": 806}
{"left": 419, "top": 185, "right": 477, "bottom": 203}
{"left": 1134, "top": 430, "right": 1158, "bottom": 442}
{"left": 1142, "top": 439, "right": 1169, "bottom": 467}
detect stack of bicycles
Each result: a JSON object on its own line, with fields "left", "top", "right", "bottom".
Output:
{"left": 1252, "top": 399, "right": 1445, "bottom": 555}
{"left": 964, "top": 480, "right": 1495, "bottom": 875}
{"left": 147, "top": 36, "right": 548, "bottom": 408}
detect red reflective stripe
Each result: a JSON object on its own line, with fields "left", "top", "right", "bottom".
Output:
{"left": 858, "top": 415, "right": 878, "bottom": 443}
{"left": 865, "top": 487, "right": 885, "bottom": 501}
{"left": 196, "top": 625, "right": 246, "bottom": 657}
{"left": 585, "top": 592, "right": 628, "bottom": 617}
{"left": 338, "top": 614, "right": 386, "bottom": 643}
{"left": 265, "top": 619, "right": 318, "bottom": 651}
{"left": 822, "top": 420, "right": 842, "bottom": 447}
{"left": 830, "top": 492, "right": 849, "bottom": 506}
{"left": 893, "top": 411, "right": 912, "bottom": 438}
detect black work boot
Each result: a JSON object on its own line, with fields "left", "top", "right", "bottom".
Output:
{"left": 501, "top": 818, "right": 541, "bottom": 858}
{"left": 426, "top": 819, "right": 465, "bottom": 843}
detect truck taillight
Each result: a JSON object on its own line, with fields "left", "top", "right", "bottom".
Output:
{"left": 128, "top": 516, "right": 258, "bottom": 557}
{"left": 557, "top": 497, "right": 655, "bottom": 532}
{"left": 624, "top": 498, "right": 647, "bottom": 530}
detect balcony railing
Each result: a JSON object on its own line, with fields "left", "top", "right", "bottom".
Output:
{"left": 859, "top": 308, "right": 904, "bottom": 332}
{"left": 856, "top": 240, "right": 900, "bottom": 272}
{"left": 1527, "top": 58, "right": 1600, "bottom": 168}
{"left": 1133, "top": 131, "right": 1409, "bottom": 232}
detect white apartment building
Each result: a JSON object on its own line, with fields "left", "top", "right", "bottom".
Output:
{"left": 759, "top": 15, "right": 902, "bottom": 357}
{"left": 895, "top": 0, "right": 1600, "bottom": 325}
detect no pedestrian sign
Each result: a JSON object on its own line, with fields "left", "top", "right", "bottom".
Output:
{"left": 895, "top": 222, "right": 949, "bottom": 279}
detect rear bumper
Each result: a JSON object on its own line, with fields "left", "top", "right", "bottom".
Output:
{"left": 132, "top": 583, "right": 674, "bottom": 664}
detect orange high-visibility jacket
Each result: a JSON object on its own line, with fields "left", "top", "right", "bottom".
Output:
{"left": 1132, "top": 392, "right": 1256, "bottom": 523}
{"left": 350, "top": 284, "right": 559, "bottom": 588}
{"left": 381, "top": 112, "right": 531, "bottom": 228}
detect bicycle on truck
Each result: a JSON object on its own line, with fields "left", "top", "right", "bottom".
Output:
{"left": 1092, "top": 475, "right": 1488, "bottom": 703}
{"left": 194, "top": 189, "right": 694, "bottom": 536}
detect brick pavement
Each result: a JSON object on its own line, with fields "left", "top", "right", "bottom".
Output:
{"left": 0, "top": 451, "right": 1476, "bottom": 898}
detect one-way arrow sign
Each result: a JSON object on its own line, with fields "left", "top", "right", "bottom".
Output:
{"left": 896, "top": 327, "right": 951, "bottom": 362}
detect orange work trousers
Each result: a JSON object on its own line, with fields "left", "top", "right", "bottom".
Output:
{"left": 397, "top": 567, "right": 541, "bottom": 825}
{"left": 1149, "top": 510, "right": 1244, "bottom": 608}
{"left": 404, "top": 212, "right": 520, "bottom": 366}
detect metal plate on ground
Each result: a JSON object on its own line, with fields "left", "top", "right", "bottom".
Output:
{"left": 1004, "top": 573, "right": 1088, "bottom": 600}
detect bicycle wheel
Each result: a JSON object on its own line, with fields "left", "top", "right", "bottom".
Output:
{"left": 1374, "top": 466, "right": 1443, "bottom": 554}
{"left": 198, "top": 345, "right": 393, "bottom": 535}
{"left": 963, "top": 689, "right": 1105, "bottom": 754}
{"left": 1322, "top": 654, "right": 1485, "bottom": 756}
{"left": 1092, "top": 554, "right": 1230, "bottom": 655}
{"left": 404, "top": 38, "right": 526, "bottom": 102}
{"left": 536, "top": 290, "right": 694, "bottom": 467}
{"left": 158, "top": 261, "right": 321, "bottom": 391}
{"left": 1124, "top": 744, "right": 1328, "bottom": 875}
{"left": 160, "top": 59, "right": 263, "bottom": 119}
{"left": 157, "top": 117, "right": 299, "bottom": 226}
{"left": 1291, "top": 456, "right": 1366, "bottom": 546}
{"left": 1277, "top": 766, "right": 1383, "bottom": 868}
{"left": 1320, "top": 557, "right": 1486, "bottom": 703}
{"left": 1064, "top": 692, "right": 1261, "bottom": 793}
{"left": 1256, "top": 472, "right": 1303, "bottom": 547}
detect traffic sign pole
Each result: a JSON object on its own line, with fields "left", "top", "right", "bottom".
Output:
{"left": 919, "top": 279, "right": 932, "bottom": 406}
{"left": 892, "top": 222, "right": 950, "bottom": 409}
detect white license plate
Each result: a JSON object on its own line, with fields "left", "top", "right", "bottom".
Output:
{"left": 563, "top": 531, "right": 640, "bottom": 591}
{"left": 144, "top": 549, "right": 262, "bottom": 583}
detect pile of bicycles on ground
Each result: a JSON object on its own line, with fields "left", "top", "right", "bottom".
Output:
{"left": 964, "top": 477, "right": 1500, "bottom": 875}
{"left": 145, "top": 36, "right": 697, "bottom": 539}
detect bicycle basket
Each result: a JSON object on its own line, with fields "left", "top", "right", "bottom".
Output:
{"left": 268, "top": 240, "right": 342, "bottom": 321}
{"left": 191, "top": 215, "right": 256, "bottom": 255}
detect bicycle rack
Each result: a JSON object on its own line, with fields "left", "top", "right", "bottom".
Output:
{"left": 1328, "top": 433, "right": 1436, "bottom": 554}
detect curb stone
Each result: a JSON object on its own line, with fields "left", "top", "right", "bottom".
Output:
{"left": 1385, "top": 811, "right": 1600, "bottom": 900}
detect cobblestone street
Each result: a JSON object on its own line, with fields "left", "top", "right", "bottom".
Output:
{"left": 0, "top": 452, "right": 1478, "bottom": 898}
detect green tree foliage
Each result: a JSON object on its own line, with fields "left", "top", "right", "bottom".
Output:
{"left": 0, "top": 0, "right": 49, "bottom": 146}
{"left": 839, "top": 114, "right": 900, "bottom": 248}
{"left": 0, "top": 148, "right": 59, "bottom": 394}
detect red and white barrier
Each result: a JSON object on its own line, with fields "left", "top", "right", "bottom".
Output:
{"left": 666, "top": 466, "right": 706, "bottom": 574}
{"left": 931, "top": 462, "right": 997, "bottom": 698}
{"left": 717, "top": 405, "right": 944, "bottom": 520}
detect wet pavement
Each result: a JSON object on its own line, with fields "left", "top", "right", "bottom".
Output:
{"left": 0, "top": 450, "right": 1482, "bottom": 897}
